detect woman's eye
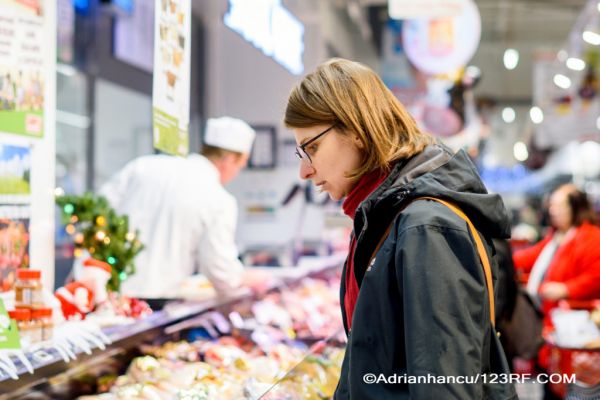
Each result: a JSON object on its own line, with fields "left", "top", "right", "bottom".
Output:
{"left": 306, "top": 144, "right": 318, "bottom": 155}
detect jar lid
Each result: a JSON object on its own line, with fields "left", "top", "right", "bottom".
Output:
{"left": 16, "top": 269, "right": 41, "bottom": 280}
{"left": 32, "top": 308, "right": 52, "bottom": 318}
{"left": 8, "top": 308, "right": 31, "bottom": 321}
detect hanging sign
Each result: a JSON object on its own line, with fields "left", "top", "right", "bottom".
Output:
{"left": 0, "top": 0, "right": 47, "bottom": 137}
{"left": 152, "top": 0, "right": 191, "bottom": 156}
{"left": 402, "top": 0, "right": 481, "bottom": 75}
{"left": 389, "top": 0, "right": 466, "bottom": 19}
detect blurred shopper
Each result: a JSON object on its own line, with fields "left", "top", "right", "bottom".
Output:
{"left": 513, "top": 184, "right": 600, "bottom": 376}
{"left": 285, "top": 58, "right": 517, "bottom": 399}
{"left": 101, "top": 117, "right": 259, "bottom": 298}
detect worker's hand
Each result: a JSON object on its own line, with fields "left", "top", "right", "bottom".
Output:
{"left": 242, "top": 269, "right": 274, "bottom": 296}
{"left": 539, "top": 282, "right": 569, "bottom": 301}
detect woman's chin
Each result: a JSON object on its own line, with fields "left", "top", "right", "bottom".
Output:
{"left": 328, "top": 191, "right": 343, "bottom": 201}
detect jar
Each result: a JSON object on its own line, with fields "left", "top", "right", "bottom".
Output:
{"left": 32, "top": 308, "right": 53, "bottom": 341}
{"left": 8, "top": 308, "right": 41, "bottom": 346}
{"left": 14, "top": 269, "right": 43, "bottom": 309}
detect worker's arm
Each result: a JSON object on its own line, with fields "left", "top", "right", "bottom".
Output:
{"left": 196, "top": 195, "right": 245, "bottom": 293}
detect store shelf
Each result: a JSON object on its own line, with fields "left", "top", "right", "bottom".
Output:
{"left": 0, "top": 255, "right": 345, "bottom": 399}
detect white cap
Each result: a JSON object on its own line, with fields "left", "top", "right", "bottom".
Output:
{"left": 204, "top": 117, "right": 256, "bottom": 154}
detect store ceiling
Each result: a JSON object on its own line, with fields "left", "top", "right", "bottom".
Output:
{"left": 359, "top": 0, "right": 592, "bottom": 101}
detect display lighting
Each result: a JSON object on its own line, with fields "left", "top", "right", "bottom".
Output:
{"left": 529, "top": 107, "right": 544, "bottom": 124}
{"left": 63, "top": 204, "right": 75, "bottom": 214}
{"left": 553, "top": 74, "right": 572, "bottom": 89}
{"left": 566, "top": 57, "right": 586, "bottom": 71}
{"left": 103, "top": 237, "right": 111, "bottom": 245}
{"left": 96, "top": 216, "right": 106, "bottom": 227}
{"left": 503, "top": 48, "right": 519, "bottom": 70}
{"left": 125, "top": 232, "right": 135, "bottom": 241}
{"left": 119, "top": 271, "right": 128, "bottom": 281}
{"left": 54, "top": 187, "right": 65, "bottom": 197}
{"left": 65, "top": 224, "right": 76, "bottom": 235}
{"left": 74, "top": 248, "right": 83, "bottom": 258}
{"left": 513, "top": 142, "right": 529, "bottom": 162}
{"left": 89, "top": 247, "right": 96, "bottom": 254}
{"left": 74, "top": 233, "right": 84, "bottom": 244}
{"left": 583, "top": 30, "right": 600, "bottom": 45}
{"left": 107, "top": 256, "right": 117, "bottom": 265}
{"left": 502, "top": 107, "right": 516, "bottom": 123}
{"left": 70, "top": 215, "right": 78, "bottom": 223}
{"left": 95, "top": 231, "right": 106, "bottom": 241}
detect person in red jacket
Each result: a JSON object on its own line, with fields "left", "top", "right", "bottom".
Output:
{"left": 513, "top": 183, "right": 600, "bottom": 316}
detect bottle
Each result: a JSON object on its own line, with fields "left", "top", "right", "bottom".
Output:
{"left": 32, "top": 308, "right": 53, "bottom": 341}
{"left": 8, "top": 308, "right": 40, "bottom": 346}
{"left": 14, "top": 269, "right": 43, "bottom": 309}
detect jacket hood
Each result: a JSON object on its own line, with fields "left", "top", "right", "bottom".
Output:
{"left": 355, "top": 143, "right": 511, "bottom": 239}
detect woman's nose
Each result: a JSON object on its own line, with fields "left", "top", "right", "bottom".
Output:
{"left": 299, "top": 159, "right": 315, "bottom": 180}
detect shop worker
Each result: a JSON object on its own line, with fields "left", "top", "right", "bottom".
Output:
{"left": 100, "top": 117, "right": 255, "bottom": 298}
{"left": 285, "top": 58, "right": 517, "bottom": 399}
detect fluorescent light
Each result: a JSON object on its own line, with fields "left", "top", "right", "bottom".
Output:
{"left": 529, "top": 107, "right": 544, "bottom": 124}
{"left": 56, "top": 109, "right": 91, "bottom": 129}
{"left": 583, "top": 30, "right": 600, "bottom": 45}
{"left": 514, "top": 141, "right": 529, "bottom": 162}
{"left": 553, "top": 74, "right": 571, "bottom": 89}
{"left": 57, "top": 63, "right": 77, "bottom": 77}
{"left": 503, "top": 48, "right": 519, "bottom": 70}
{"left": 566, "top": 57, "right": 586, "bottom": 71}
{"left": 502, "top": 107, "right": 516, "bottom": 123}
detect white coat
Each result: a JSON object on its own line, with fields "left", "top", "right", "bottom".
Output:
{"left": 99, "top": 154, "right": 244, "bottom": 298}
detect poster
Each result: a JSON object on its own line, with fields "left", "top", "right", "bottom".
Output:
{"left": 0, "top": 0, "right": 45, "bottom": 137}
{"left": 0, "top": 143, "right": 31, "bottom": 199}
{"left": 0, "top": 206, "right": 30, "bottom": 292}
{"left": 152, "top": 0, "right": 191, "bottom": 156}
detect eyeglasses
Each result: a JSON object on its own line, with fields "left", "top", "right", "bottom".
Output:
{"left": 295, "top": 125, "right": 336, "bottom": 164}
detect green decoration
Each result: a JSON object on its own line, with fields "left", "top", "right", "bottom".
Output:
{"left": 56, "top": 193, "right": 144, "bottom": 292}
{"left": 0, "top": 299, "right": 21, "bottom": 350}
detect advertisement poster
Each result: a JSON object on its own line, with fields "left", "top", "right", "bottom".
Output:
{"left": 0, "top": 206, "right": 30, "bottom": 292}
{"left": 0, "top": 0, "right": 45, "bottom": 137}
{"left": 0, "top": 143, "right": 31, "bottom": 200}
{"left": 152, "top": 0, "right": 191, "bottom": 156}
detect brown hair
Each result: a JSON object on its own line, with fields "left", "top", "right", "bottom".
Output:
{"left": 284, "top": 58, "right": 434, "bottom": 179}
{"left": 200, "top": 145, "right": 243, "bottom": 161}
{"left": 560, "top": 184, "right": 599, "bottom": 226}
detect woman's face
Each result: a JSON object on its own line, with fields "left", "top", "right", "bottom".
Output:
{"left": 548, "top": 188, "right": 573, "bottom": 232}
{"left": 294, "top": 125, "right": 363, "bottom": 201}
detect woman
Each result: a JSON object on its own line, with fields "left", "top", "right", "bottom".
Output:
{"left": 513, "top": 184, "right": 600, "bottom": 370}
{"left": 285, "top": 58, "right": 517, "bottom": 399}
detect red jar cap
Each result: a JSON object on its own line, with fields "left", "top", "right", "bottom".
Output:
{"left": 32, "top": 308, "right": 52, "bottom": 318}
{"left": 8, "top": 309, "right": 31, "bottom": 321}
{"left": 16, "top": 269, "right": 41, "bottom": 280}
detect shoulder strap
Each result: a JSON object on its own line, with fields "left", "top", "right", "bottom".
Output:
{"left": 368, "top": 196, "right": 496, "bottom": 327}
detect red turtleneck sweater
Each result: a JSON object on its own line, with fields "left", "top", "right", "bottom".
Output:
{"left": 341, "top": 169, "right": 389, "bottom": 330}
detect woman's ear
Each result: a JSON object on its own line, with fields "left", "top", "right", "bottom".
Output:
{"left": 353, "top": 135, "right": 364, "bottom": 149}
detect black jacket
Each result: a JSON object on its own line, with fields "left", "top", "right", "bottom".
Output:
{"left": 334, "top": 144, "right": 518, "bottom": 399}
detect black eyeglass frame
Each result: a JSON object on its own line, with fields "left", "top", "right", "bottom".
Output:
{"left": 294, "top": 125, "right": 336, "bottom": 164}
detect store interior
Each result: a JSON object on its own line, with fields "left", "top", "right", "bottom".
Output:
{"left": 0, "top": 0, "right": 599, "bottom": 399}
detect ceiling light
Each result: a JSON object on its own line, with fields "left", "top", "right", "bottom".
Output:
{"left": 503, "top": 48, "right": 519, "bottom": 70}
{"left": 514, "top": 142, "right": 529, "bottom": 162}
{"left": 557, "top": 50, "right": 568, "bottom": 62}
{"left": 566, "top": 57, "right": 586, "bottom": 71}
{"left": 502, "top": 107, "right": 516, "bottom": 123}
{"left": 553, "top": 74, "right": 571, "bottom": 89}
{"left": 529, "top": 107, "right": 544, "bottom": 124}
{"left": 583, "top": 30, "right": 600, "bottom": 45}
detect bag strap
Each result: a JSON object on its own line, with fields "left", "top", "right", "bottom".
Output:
{"left": 367, "top": 196, "right": 496, "bottom": 327}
